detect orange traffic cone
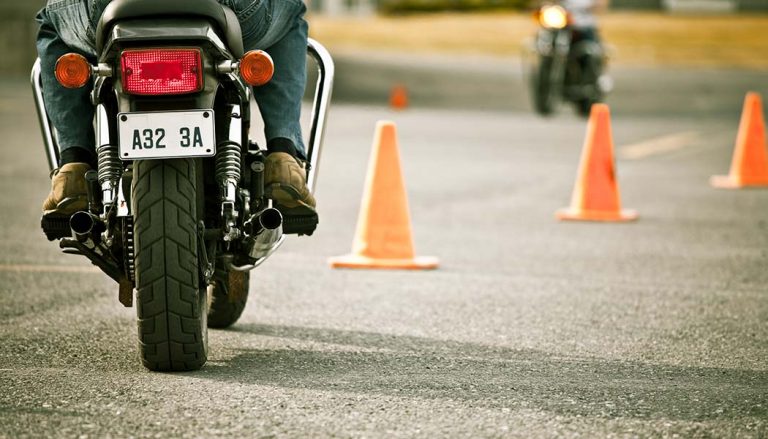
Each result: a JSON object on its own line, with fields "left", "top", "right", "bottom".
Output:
{"left": 389, "top": 84, "right": 409, "bottom": 110}
{"left": 329, "top": 121, "right": 438, "bottom": 270}
{"left": 556, "top": 104, "right": 638, "bottom": 222}
{"left": 710, "top": 92, "right": 768, "bottom": 188}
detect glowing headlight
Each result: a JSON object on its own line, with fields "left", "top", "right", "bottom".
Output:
{"left": 539, "top": 5, "right": 568, "bottom": 29}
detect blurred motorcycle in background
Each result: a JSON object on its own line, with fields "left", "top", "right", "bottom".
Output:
{"left": 524, "top": 2, "right": 612, "bottom": 116}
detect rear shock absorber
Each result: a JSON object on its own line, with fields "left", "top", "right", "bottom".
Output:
{"left": 216, "top": 140, "right": 242, "bottom": 241}
{"left": 96, "top": 143, "right": 122, "bottom": 211}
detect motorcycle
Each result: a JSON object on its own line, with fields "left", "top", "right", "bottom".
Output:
{"left": 525, "top": 3, "right": 610, "bottom": 116}
{"left": 30, "top": 0, "right": 334, "bottom": 371}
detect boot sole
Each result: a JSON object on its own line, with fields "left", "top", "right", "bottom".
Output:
{"left": 41, "top": 196, "right": 88, "bottom": 240}
{"left": 265, "top": 184, "right": 316, "bottom": 215}
{"left": 265, "top": 184, "right": 318, "bottom": 236}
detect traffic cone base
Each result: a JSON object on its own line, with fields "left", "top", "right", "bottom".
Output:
{"left": 555, "top": 207, "right": 638, "bottom": 222}
{"left": 710, "top": 174, "right": 768, "bottom": 189}
{"left": 329, "top": 254, "right": 439, "bottom": 270}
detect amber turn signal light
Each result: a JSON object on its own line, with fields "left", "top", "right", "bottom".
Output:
{"left": 240, "top": 50, "right": 274, "bottom": 87}
{"left": 55, "top": 53, "right": 91, "bottom": 88}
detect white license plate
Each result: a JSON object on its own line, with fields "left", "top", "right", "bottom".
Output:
{"left": 118, "top": 110, "right": 216, "bottom": 160}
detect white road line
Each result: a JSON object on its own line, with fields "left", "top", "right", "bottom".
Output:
{"left": 0, "top": 264, "right": 100, "bottom": 274}
{"left": 619, "top": 131, "right": 700, "bottom": 160}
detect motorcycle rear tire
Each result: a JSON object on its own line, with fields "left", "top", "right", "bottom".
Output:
{"left": 133, "top": 159, "right": 208, "bottom": 371}
{"left": 533, "top": 56, "right": 555, "bottom": 116}
{"left": 207, "top": 268, "right": 250, "bottom": 328}
{"left": 574, "top": 53, "right": 602, "bottom": 117}
{"left": 575, "top": 98, "right": 594, "bottom": 117}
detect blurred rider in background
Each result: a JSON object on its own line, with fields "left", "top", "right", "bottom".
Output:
{"left": 560, "top": 0, "right": 609, "bottom": 45}
{"left": 559, "top": 0, "right": 612, "bottom": 93}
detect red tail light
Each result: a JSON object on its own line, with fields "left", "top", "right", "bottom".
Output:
{"left": 120, "top": 49, "right": 203, "bottom": 95}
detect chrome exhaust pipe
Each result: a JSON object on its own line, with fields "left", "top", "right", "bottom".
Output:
{"left": 62, "top": 212, "right": 123, "bottom": 288}
{"left": 70, "top": 211, "right": 105, "bottom": 243}
{"left": 246, "top": 208, "right": 283, "bottom": 260}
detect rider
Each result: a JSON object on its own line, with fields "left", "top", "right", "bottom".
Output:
{"left": 560, "top": 0, "right": 609, "bottom": 44}
{"left": 37, "top": 0, "right": 316, "bottom": 220}
{"left": 559, "top": 0, "right": 612, "bottom": 94}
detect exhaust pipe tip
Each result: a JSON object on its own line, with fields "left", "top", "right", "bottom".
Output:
{"left": 70, "top": 211, "right": 95, "bottom": 236}
{"left": 258, "top": 207, "right": 282, "bottom": 230}
{"left": 245, "top": 208, "right": 284, "bottom": 261}
{"left": 70, "top": 211, "right": 105, "bottom": 242}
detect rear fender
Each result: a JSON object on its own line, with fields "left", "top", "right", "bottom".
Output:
{"left": 99, "top": 19, "right": 233, "bottom": 113}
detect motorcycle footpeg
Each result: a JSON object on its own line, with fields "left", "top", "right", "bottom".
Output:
{"left": 278, "top": 208, "right": 318, "bottom": 236}
{"left": 40, "top": 215, "right": 72, "bottom": 241}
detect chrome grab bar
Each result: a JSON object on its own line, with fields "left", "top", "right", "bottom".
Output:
{"left": 30, "top": 58, "right": 59, "bottom": 173}
{"left": 305, "top": 38, "right": 335, "bottom": 194}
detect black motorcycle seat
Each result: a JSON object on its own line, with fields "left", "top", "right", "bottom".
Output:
{"left": 96, "top": 0, "right": 244, "bottom": 57}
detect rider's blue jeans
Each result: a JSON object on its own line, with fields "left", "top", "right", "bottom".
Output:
{"left": 36, "top": 0, "right": 309, "bottom": 164}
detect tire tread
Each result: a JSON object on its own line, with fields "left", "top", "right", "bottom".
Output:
{"left": 133, "top": 159, "right": 207, "bottom": 371}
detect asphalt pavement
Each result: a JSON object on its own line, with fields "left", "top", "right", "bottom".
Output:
{"left": 0, "top": 57, "right": 767, "bottom": 438}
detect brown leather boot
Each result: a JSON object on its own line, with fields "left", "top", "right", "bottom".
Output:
{"left": 264, "top": 152, "right": 316, "bottom": 215}
{"left": 42, "top": 162, "right": 90, "bottom": 217}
